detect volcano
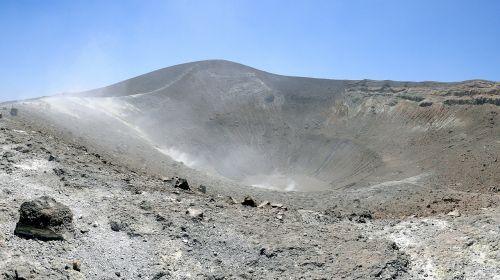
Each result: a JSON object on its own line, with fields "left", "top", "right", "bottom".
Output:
{"left": 18, "top": 60, "right": 500, "bottom": 193}
{"left": 2, "top": 60, "right": 500, "bottom": 279}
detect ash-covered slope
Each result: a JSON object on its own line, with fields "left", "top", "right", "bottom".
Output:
{"left": 18, "top": 60, "right": 500, "bottom": 193}
{"left": 60, "top": 60, "right": 381, "bottom": 191}
{"left": 75, "top": 60, "right": 349, "bottom": 98}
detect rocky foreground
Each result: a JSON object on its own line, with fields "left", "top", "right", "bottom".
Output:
{"left": 0, "top": 110, "right": 498, "bottom": 279}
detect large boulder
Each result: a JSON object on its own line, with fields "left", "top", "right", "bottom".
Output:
{"left": 14, "top": 196, "right": 74, "bottom": 241}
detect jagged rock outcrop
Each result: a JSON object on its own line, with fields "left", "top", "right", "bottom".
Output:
{"left": 14, "top": 196, "right": 74, "bottom": 241}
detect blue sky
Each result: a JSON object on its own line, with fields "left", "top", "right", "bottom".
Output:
{"left": 1, "top": 0, "right": 499, "bottom": 101}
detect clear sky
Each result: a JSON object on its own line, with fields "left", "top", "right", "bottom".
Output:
{"left": 1, "top": 0, "right": 499, "bottom": 101}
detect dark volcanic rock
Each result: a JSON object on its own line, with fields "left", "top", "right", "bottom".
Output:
{"left": 73, "top": 260, "right": 81, "bottom": 272}
{"left": 109, "top": 221, "right": 128, "bottom": 232}
{"left": 173, "top": 177, "right": 190, "bottom": 190}
{"left": 241, "top": 196, "right": 257, "bottom": 207}
{"left": 14, "top": 196, "right": 74, "bottom": 241}
{"left": 53, "top": 168, "right": 65, "bottom": 177}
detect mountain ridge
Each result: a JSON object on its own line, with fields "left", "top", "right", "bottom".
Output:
{"left": 69, "top": 59, "right": 485, "bottom": 99}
